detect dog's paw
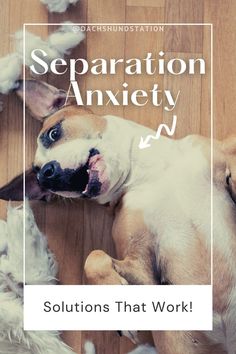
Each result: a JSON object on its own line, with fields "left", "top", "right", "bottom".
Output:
{"left": 84, "top": 250, "right": 128, "bottom": 285}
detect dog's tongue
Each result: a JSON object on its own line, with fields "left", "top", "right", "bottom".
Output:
{"left": 83, "top": 154, "right": 109, "bottom": 196}
{"left": 89, "top": 154, "right": 101, "bottom": 169}
{"left": 90, "top": 155, "right": 108, "bottom": 185}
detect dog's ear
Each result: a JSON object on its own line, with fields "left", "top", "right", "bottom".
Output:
{"left": 0, "top": 169, "right": 51, "bottom": 201}
{"left": 15, "top": 79, "right": 68, "bottom": 121}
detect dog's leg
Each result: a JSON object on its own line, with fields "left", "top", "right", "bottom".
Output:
{"left": 84, "top": 222, "right": 158, "bottom": 286}
{"left": 84, "top": 204, "right": 160, "bottom": 350}
{"left": 112, "top": 254, "right": 158, "bottom": 285}
{"left": 84, "top": 248, "right": 158, "bottom": 286}
{"left": 111, "top": 204, "right": 159, "bottom": 285}
{"left": 84, "top": 205, "right": 160, "bottom": 350}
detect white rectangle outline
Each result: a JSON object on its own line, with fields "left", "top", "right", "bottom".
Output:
{"left": 23, "top": 23, "right": 213, "bottom": 326}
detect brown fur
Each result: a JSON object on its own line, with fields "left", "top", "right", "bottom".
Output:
{"left": 213, "top": 248, "right": 234, "bottom": 314}
{"left": 159, "top": 227, "right": 211, "bottom": 285}
{"left": 40, "top": 106, "right": 107, "bottom": 145}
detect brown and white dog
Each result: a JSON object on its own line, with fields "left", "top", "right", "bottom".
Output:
{"left": 1, "top": 80, "right": 236, "bottom": 354}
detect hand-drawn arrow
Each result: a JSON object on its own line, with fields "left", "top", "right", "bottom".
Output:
{"left": 138, "top": 115, "right": 177, "bottom": 149}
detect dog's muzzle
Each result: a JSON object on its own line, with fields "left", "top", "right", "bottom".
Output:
{"left": 37, "top": 148, "right": 103, "bottom": 197}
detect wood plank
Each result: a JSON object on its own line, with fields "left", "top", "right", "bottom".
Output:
{"left": 86, "top": 0, "right": 126, "bottom": 116}
{"left": 121, "top": 6, "right": 164, "bottom": 354}
{"left": 164, "top": 0, "right": 204, "bottom": 53}
{"left": 162, "top": 52, "right": 203, "bottom": 138}
{"left": 204, "top": 0, "right": 236, "bottom": 139}
{"left": 87, "top": 0, "right": 125, "bottom": 23}
{"left": 200, "top": 25, "right": 211, "bottom": 138}
{"left": 84, "top": 2, "right": 126, "bottom": 353}
{"left": 124, "top": 7, "right": 165, "bottom": 130}
{"left": 0, "top": 0, "right": 10, "bottom": 219}
{"left": 127, "top": 0, "right": 165, "bottom": 7}
{"left": 47, "top": 3, "right": 88, "bottom": 354}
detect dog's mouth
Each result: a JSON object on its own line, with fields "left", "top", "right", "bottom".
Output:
{"left": 37, "top": 148, "right": 109, "bottom": 198}
{"left": 82, "top": 148, "right": 110, "bottom": 198}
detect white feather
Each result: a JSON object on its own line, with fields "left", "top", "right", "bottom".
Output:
{"left": 84, "top": 341, "right": 96, "bottom": 354}
{"left": 0, "top": 202, "right": 76, "bottom": 353}
{"left": 0, "top": 22, "right": 84, "bottom": 94}
{"left": 15, "top": 22, "right": 84, "bottom": 73}
{"left": 48, "top": 22, "right": 85, "bottom": 55}
{"left": 14, "top": 30, "right": 59, "bottom": 70}
{"left": 127, "top": 344, "right": 157, "bottom": 354}
{"left": 0, "top": 53, "right": 22, "bottom": 94}
{"left": 40, "top": 0, "right": 79, "bottom": 13}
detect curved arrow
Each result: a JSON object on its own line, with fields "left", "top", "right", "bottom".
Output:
{"left": 139, "top": 115, "right": 177, "bottom": 149}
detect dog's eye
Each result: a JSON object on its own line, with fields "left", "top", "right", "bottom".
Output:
{"left": 48, "top": 127, "right": 60, "bottom": 142}
{"left": 40, "top": 122, "right": 63, "bottom": 148}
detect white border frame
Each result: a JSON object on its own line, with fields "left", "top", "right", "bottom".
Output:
{"left": 23, "top": 23, "right": 213, "bottom": 330}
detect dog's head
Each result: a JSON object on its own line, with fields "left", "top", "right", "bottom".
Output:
{"left": 0, "top": 80, "right": 131, "bottom": 203}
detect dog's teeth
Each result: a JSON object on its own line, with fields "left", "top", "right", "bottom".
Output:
{"left": 87, "top": 169, "right": 90, "bottom": 173}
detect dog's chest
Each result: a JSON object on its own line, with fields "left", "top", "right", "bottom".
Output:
{"left": 128, "top": 141, "right": 212, "bottom": 247}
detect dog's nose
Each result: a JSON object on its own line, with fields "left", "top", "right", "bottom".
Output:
{"left": 39, "top": 161, "right": 59, "bottom": 180}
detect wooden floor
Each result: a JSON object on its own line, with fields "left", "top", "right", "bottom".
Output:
{"left": 0, "top": 0, "right": 236, "bottom": 353}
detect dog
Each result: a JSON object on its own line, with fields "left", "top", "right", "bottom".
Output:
{"left": 1, "top": 79, "right": 236, "bottom": 354}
